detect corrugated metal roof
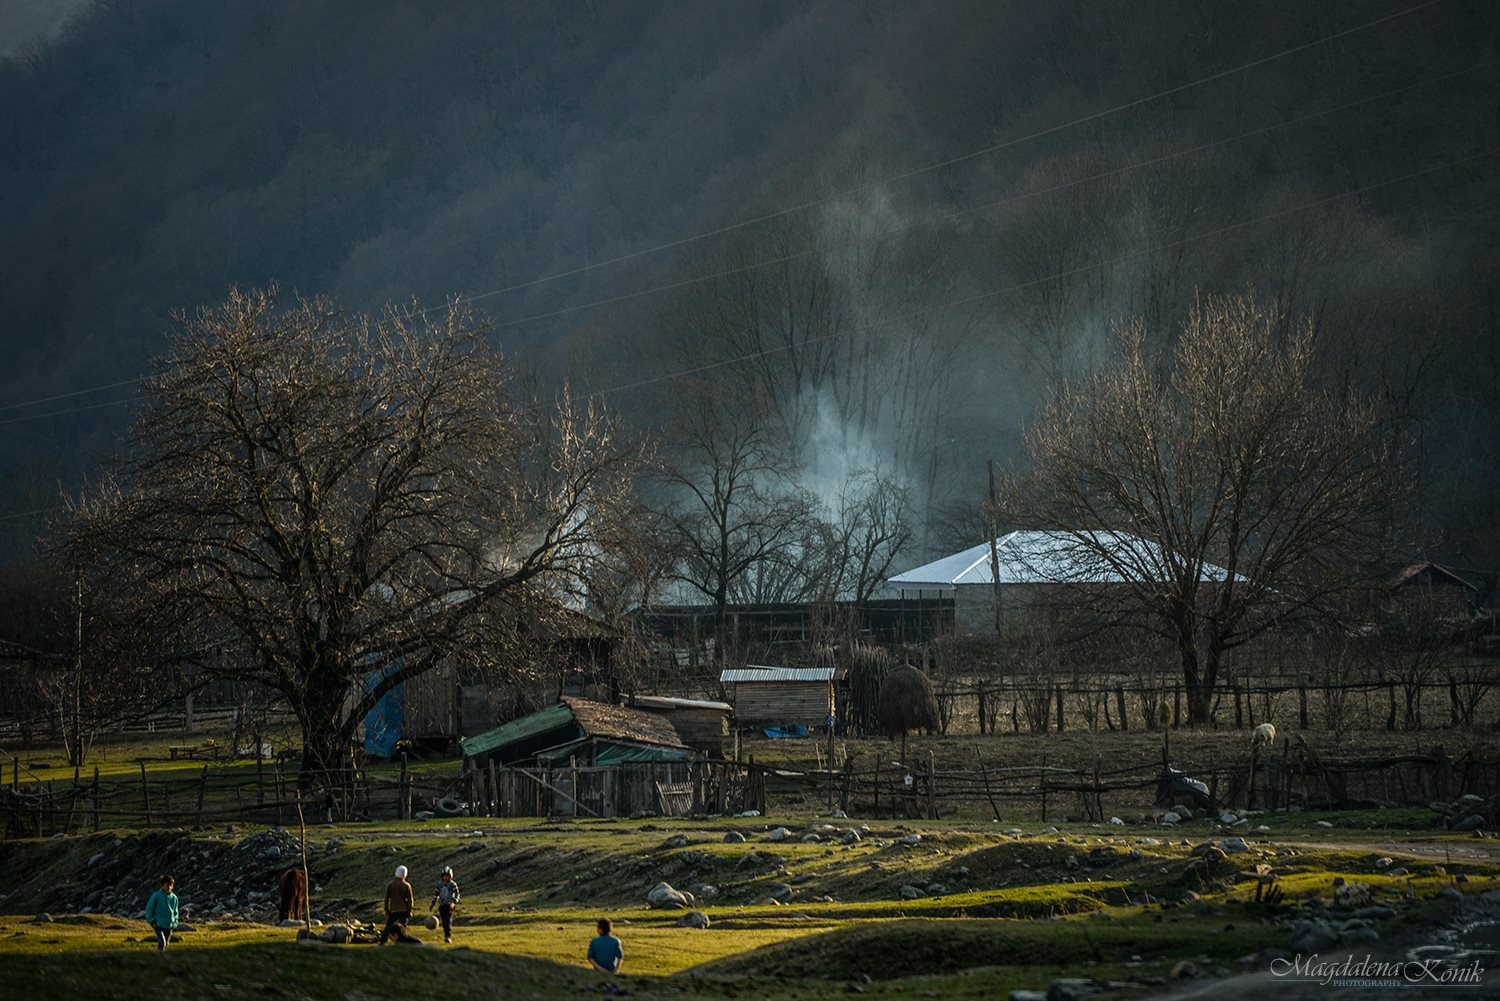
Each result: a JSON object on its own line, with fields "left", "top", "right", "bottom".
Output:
{"left": 719, "top": 665, "right": 838, "bottom": 683}
{"left": 632, "top": 695, "right": 734, "bottom": 712}
{"left": 887, "top": 529, "right": 1238, "bottom": 589}
{"left": 461, "top": 702, "right": 576, "bottom": 759}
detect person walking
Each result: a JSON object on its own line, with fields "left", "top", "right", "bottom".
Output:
{"left": 379, "top": 864, "right": 415, "bottom": 944}
{"left": 144, "top": 874, "right": 179, "bottom": 952}
{"left": 587, "top": 917, "right": 624, "bottom": 976}
{"left": 430, "top": 866, "right": 461, "bottom": 944}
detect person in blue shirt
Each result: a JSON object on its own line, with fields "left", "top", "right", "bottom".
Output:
{"left": 587, "top": 917, "right": 623, "bottom": 975}
{"left": 144, "top": 874, "right": 179, "bottom": 952}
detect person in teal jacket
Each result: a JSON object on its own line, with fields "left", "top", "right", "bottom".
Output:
{"left": 144, "top": 874, "right": 179, "bottom": 951}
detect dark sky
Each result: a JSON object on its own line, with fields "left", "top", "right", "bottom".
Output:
{"left": 1, "top": 0, "right": 1497, "bottom": 562}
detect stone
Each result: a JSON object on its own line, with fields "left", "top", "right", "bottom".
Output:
{"left": 1375, "top": 856, "right": 1393, "bottom": 869}
{"left": 664, "top": 835, "right": 690, "bottom": 849}
{"left": 723, "top": 831, "right": 746, "bottom": 844}
{"left": 1220, "top": 814, "right": 1238, "bottom": 824}
{"left": 677, "top": 910, "right": 711, "bottom": 929}
{"left": 897, "top": 833, "right": 921, "bottom": 846}
{"left": 1170, "top": 961, "right": 1198, "bottom": 979}
{"left": 1291, "top": 921, "right": 1339, "bottom": 953}
{"left": 279, "top": 918, "right": 304, "bottom": 927}
{"left": 1045, "top": 978, "right": 1104, "bottom": 1001}
{"left": 841, "top": 829, "right": 861, "bottom": 844}
{"left": 1452, "top": 814, "right": 1485, "bottom": 832}
{"left": 1161, "top": 813, "right": 1182, "bottom": 825}
{"left": 1010, "top": 992, "right": 1049, "bottom": 1001}
{"left": 1438, "top": 887, "right": 1463, "bottom": 901}
{"left": 1334, "top": 883, "right": 1373, "bottom": 908}
{"left": 925, "top": 884, "right": 949, "bottom": 896}
{"left": 899, "top": 885, "right": 924, "bottom": 900}
{"left": 33, "top": 913, "right": 51, "bottom": 923}
{"left": 320, "top": 925, "right": 353, "bottom": 944}
{"left": 768, "top": 882, "right": 793, "bottom": 902}
{"left": 1108, "top": 816, "right": 1124, "bottom": 825}
{"left": 467, "top": 840, "right": 486, "bottom": 851}
{"left": 693, "top": 884, "right": 718, "bottom": 899}
{"left": 1315, "top": 820, "right": 1334, "bottom": 828}
{"left": 738, "top": 810, "right": 760, "bottom": 817}
{"left": 801, "top": 834, "right": 821, "bottom": 843}
{"left": 1219, "top": 837, "right": 1250, "bottom": 854}
{"left": 766, "top": 827, "right": 793, "bottom": 843}
{"left": 646, "top": 882, "right": 690, "bottom": 909}
{"left": 87, "top": 853, "right": 105, "bottom": 867}
{"left": 1342, "top": 926, "right": 1381, "bottom": 943}
{"left": 1171, "top": 805, "right": 1194, "bottom": 820}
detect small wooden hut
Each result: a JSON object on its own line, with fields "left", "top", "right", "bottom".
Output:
{"left": 718, "top": 665, "right": 844, "bottom": 729}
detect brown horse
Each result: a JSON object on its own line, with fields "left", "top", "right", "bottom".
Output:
{"left": 278, "top": 866, "right": 307, "bottom": 922}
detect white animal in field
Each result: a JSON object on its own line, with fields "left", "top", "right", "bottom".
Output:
{"left": 1252, "top": 722, "right": 1277, "bottom": 750}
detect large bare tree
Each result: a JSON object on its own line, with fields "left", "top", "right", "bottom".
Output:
{"left": 64, "top": 287, "right": 640, "bottom": 787}
{"left": 1007, "top": 292, "right": 1406, "bottom": 725}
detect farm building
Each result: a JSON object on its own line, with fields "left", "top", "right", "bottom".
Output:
{"left": 460, "top": 697, "right": 693, "bottom": 818}
{"left": 629, "top": 696, "right": 731, "bottom": 756}
{"left": 718, "top": 665, "right": 844, "bottom": 729}
{"left": 887, "top": 529, "right": 1235, "bottom": 634}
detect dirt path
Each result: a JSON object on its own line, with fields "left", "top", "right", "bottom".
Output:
{"left": 1274, "top": 837, "right": 1500, "bottom": 862}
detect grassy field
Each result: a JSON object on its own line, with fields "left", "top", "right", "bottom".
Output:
{"left": 0, "top": 804, "right": 1493, "bottom": 1001}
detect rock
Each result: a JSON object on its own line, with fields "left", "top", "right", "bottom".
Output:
{"left": 693, "top": 884, "right": 718, "bottom": 899}
{"left": 1438, "top": 887, "right": 1463, "bottom": 901}
{"left": 950, "top": 865, "right": 969, "bottom": 878}
{"left": 33, "top": 913, "right": 52, "bottom": 923}
{"left": 841, "top": 829, "right": 861, "bottom": 844}
{"left": 1334, "top": 883, "right": 1373, "bottom": 908}
{"left": 646, "top": 882, "right": 690, "bottom": 909}
{"left": 1219, "top": 837, "right": 1250, "bottom": 854}
{"left": 1171, "top": 805, "right": 1195, "bottom": 820}
{"left": 1010, "top": 992, "right": 1049, "bottom": 1001}
{"left": 87, "top": 853, "right": 105, "bottom": 867}
{"left": 664, "top": 835, "right": 690, "bottom": 849}
{"left": 1315, "top": 820, "right": 1334, "bottom": 828}
{"left": 1220, "top": 814, "right": 1238, "bottom": 824}
{"left": 766, "top": 827, "right": 793, "bottom": 843}
{"left": 897, "top": 834, "right": 921, "bottom": 846}
{"left": 801, "top": 834, "right": 821, "bottom": 843}
{"left": 320, "top": 925, "right": 353, "bottom": 944}
{"left": 676, "top": 910, "right": 711, "bottom": 929}
{"left": 738, "top": 810, "right": 761, "bottom": 817}
{"left": 1161, "top": 812, "right": 1182, "bottom": 825}
{"left": 1452, "top": 814, "right": 1485, "bottom": 832}
{"left": 1291, "top": 921, "right": 1339, "bottom": 953}
{"left": 768, "top": 883, "right": 793, "bottom": 902}
{"left": 279, "top": 918, "right": 304, "bottom": 927}
{"left": 926, "top": 883, "right": 949, "bottom": 896}
{"left": 1045, "top": 978, "right": 1104, "bottom": 1001}
{"left": 1375, "top": 857, "right": 1393, "bottom": 868}
{"left": 1342, "top": 926, "right": 1381, "bottom": 943}
{"left": 723, "top": 831, "right": 746, "bottom": 844}
{"left": 831, "top": 809, "right": 847, "bottom": 819}
{"left": 467, "top": 841, "right": 486, "bottom": 851}
{"left": 1170, "top": 961, "right": 1198, "bottom": 979}
{"left": 899, "top": 885, "right": 924, "bottom": 900}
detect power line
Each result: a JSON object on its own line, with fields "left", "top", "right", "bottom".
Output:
{"left": 1, "top": 56, "right": 1484, "bottom": 426}
{"left": 436, "top": 0, "right": 1449, "bottom": 310}
{"left": 1, "top": 145, "right": 1491, "bottom": 527}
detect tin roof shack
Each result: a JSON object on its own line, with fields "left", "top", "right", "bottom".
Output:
{"left": 719, "top": 665, "right": 844, "bottom": 729}
{"left": 461, "top": 697, "right": 694, "bottom": 818}
{"left": 630, "top": 696, "right": 731, "bottom": 756}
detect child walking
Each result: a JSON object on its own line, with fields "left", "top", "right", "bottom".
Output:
{"left": 379, "top": 865, "right": 414, "bottom": 945}
{"left": 144, "top": 874, "right": 179, "bottom": 952}
{"left": 587, "top": 917, "right": 624, "bottom": 976}
{"left": 430, "top": 866, "right": 461, "bottom": 944}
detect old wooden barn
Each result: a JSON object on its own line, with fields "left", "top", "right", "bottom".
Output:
{"left": 630, "top": 695, "right": 731, "bottom": 756}
{"left": 459, "top": 697, "right": 694, "bottom": 818}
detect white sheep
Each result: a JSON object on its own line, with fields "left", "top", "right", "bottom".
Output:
{"left": 1252, "top": 722, "right": 1276, "bottom": 750}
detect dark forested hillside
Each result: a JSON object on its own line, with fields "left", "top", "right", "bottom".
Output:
{"left": 2, "top": 0, "right": 1498, "bottom": 564}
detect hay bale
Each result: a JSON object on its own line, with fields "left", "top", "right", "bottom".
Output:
{"left": 878, "top": 666, "right": 939, "bottom": 741}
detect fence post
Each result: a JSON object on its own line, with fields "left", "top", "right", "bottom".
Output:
{"left": 139, "top": 760, "right": 152, "bottom": 826}
{"left": 63, "top": 766, "right": 80, "bottom": 834}
{"left": 196, "top": 765, "right": 209, "bottom": 826}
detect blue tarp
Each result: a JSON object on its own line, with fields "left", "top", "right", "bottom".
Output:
{"left": 762, "top": 725, "right": 807, "bottom": 739}
{"left": 363, "top": 662, "right": 403, "bottom": 757}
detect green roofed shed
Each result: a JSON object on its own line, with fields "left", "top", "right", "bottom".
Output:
{"left": 461, "top": 696, "right": 689, "bottom": 768}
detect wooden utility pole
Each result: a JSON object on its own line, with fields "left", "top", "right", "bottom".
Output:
{"left": 295, "top": 790, "right": 312, "bottom": 932}
{"left": 986, "top": 460, "right": 1005, "bottom": 637}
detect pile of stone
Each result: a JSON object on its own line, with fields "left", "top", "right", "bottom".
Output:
{"left": 1435, "top": 793, "right": 1494, "bottom": 832}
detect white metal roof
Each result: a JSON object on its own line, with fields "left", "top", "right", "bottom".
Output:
{"left": 632, "top": 695, "right": 733, "bottom": 712}
{"left": 719, "top": 665, "right": 839, "bottom": 684}
{"left": 886, "top": 529, "right": 1237, "bottom": 590}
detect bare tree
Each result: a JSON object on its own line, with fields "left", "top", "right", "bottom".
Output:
{"left": 1006, "top": 292, "right": 1406, "bottom": 725}
{"left": 827, "top": 467, "right": 914, "bottom": 605}
{"left": 63, "top": 287, "right": 640, "bottom": 790}
{"left": 656, "top": 379, "right": 819, "bottom": 657}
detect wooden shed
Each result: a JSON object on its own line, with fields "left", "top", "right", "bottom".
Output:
{"left": 630, "top": 696, "right": 731, "bottom": 756}
{"left": 718, "top": 665, "right": 845, "bottom": 728}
